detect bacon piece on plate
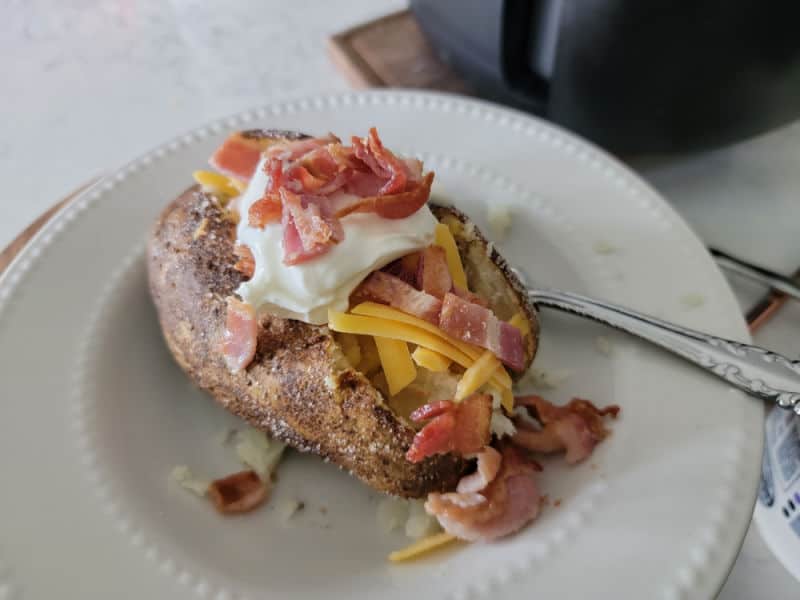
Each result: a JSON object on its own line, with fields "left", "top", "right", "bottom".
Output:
{"left": 438, "top": 293, "right": 526, "bottom": 371}
{"left": 425, "top": 445, "right": 541, "bottom": 541}
{"left": 512, "top": 396, "right": 620, "bottom": 464}
{"left": 222, "top": 297, "right": 258, "bottom": 372}
{"left": 208, "top": 470, "right": 269, "bottom": 514}
{"left": 516, "top": 396, "right": 620, "bottom": 440}
{"left": 355, "top": 271, "right": 442, "bottom": 324}
{"left": 280, "top": 189, "right": 344, "bottom": 266}
{"left": 233, "top": 244, "right": 255, "bottom": 278}
{"left": 456, "top": 446, "right": 503, "bottom": 494}
{"left": 417, "top": 245, "right": 452, "bottom": 299}
{"left": 248, "top": 194, "right": 282, "bottom": 228}
{"left": 406, "top": 394, "right": 492, "bottom": 463}
{"left": 513, "top": 413, "right": 595, "bottom": 464}
{"left": 210, "top": 132, "right": 275, "bottom": 180}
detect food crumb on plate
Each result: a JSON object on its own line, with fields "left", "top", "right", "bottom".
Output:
{"left": 214, "top": 427, "right": 237, "bottom": 446}
{"left": 519, "top": 366, "right": 573, "bottom": 390}
{"left": 405, "top": 499, "right": 441, "bottom": 539}
{"left": 234, "top": 427, "right": 286, "bottom": 479}
{"left": 592, "top": 240, "right": 618, "bottom": 255}
{"left": 170, "top": 465, "right": 210, "bottom": 496}
{"left": 377, "top": 497, "right": 409, "bottom": 533}
{"left": 487, "top": 204, "right": 513, "bottom": 241}
{"left": 680, "top": 293, "right": 706, "bottom": 308}
{"left": 554, "top": 498, "right": 562, "bottom": 507}
{"left": 594, "top": 336, "right": 613, "bottom": 356}
{"left": 278, "top": 499, "right": 304, "bottom": 522}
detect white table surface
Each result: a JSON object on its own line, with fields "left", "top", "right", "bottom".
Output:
{"left": 1, "top": 1, "right": 798, "bottom": 597}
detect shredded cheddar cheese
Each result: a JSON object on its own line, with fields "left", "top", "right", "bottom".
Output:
{"left": 329, "top": 310, "right": 475, "bottom": 370}
{"left": 192, "top": 170, "right": 240, "bottom": 198}
{"left": 411, "top": 347, "right": 452, "bottom": 372}
{"left": 434, "top": 223, "right": 468, "bottom": 290}
{"left": 357, "top": 335, "right": 382, "bottom": 375}
{"left": 455, "top": 350, "right": 502, "bottom": 401}
{"left": 388, "top": 532, "right": 458, "bottom": 562}
{"left": 351, "top": 302, "right": 512, "bottom": 389}
{"left": 374, "top": 337, "right": 417, "bottom": 396}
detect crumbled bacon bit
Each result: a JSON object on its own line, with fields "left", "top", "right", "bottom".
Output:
{"left": 417, "top": 245, "right": 452, "bottom": 299}
{"left": 248, "top": 194, "right": 282, "bottom": 228}
{"left": 208, "top": 128, "right": 436, "bottom": 265}
{"left": 222, "top": 297, "right": 258, "bottom": 372}
{"left": 425, "top": 444, "right": 541, "bottom": 541}
{"left": 233, "top": 244, "right": 255, "bottom": 278}
{"left": 512, "top": 395, "right": 619, "bottom": 464}
{"left": 439, "top": 292, "right": 526, "bottom": 371}
{"left": 406, "top": 394, "right": 491, "bottom": 463}
{"left": 355, "top": 271, "right": 442, "bottom": 324}
{"left": 207, "top": 470, "right": 269, "bottom": 514}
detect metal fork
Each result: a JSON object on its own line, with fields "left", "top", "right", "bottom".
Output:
{"left": 524, "top": 286, "right": 800, "bottom": 414}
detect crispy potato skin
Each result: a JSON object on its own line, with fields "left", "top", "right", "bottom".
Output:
{"left": 148, "top": 186, "right": 466, "bottom": 497}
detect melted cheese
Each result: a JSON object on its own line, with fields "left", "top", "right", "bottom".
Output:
{"left": 374, "top": 337, "right": 417, "bottom": 396}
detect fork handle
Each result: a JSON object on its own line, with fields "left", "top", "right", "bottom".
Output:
{"left": 529, "top": 288, "right": 800, "bottom": 413}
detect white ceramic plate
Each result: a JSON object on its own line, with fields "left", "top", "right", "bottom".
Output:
{"left": 0, "top": 91, "right": 763, "bottom": 600}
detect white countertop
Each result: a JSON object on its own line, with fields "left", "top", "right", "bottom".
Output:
{"left": 1, "top": 1, "right": 798, "bottom": 597}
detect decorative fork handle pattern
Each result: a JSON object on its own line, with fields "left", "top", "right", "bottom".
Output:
{"left": 529, "top": 288, "right": 800, "bottom": 414}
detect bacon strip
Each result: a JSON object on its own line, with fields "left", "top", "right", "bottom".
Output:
{"left": 438, "top": 293, "right": 526, "bottom": 371}
{"left": 334, "top": 172, "right": 434, "bottom": 220}
{"left": 515, "top": 396, "right": 620, "bottom": 440}
{"left": 512, "top": 396, "right": 620, "bottom": 464}
{"left": 222, "top": 297, "right": 258, "bottom": 372}
{"left": 417, "top": 245, "right": 452, "bottom": 299}
{"left": 513, "top": 414, "right": 596, "bottom": 464}
{"left": 425, "top": 445, "right": 541, "bottom": 541}
{"left": 355, "top": 271, "right": 442, "bottom": 324}
{"left": 406, "top": 394, "right": 491, "bottom": 463}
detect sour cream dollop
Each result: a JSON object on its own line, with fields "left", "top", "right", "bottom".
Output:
{"left": 235, "top": 159, "right": 437, "bottom": 324}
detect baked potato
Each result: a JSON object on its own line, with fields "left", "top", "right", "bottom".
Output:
{"left": 147, "top": 130, "right": 539, "bottom": 498}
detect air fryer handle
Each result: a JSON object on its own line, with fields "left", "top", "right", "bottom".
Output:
{"left": 502, "top": 0, "right": 561, "bottom": 111}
